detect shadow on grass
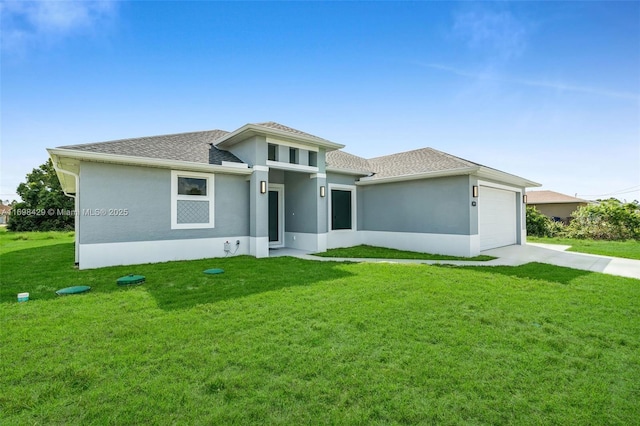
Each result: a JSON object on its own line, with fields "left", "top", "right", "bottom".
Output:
{"left": 143, "top": 256, "right": 355, "bottom": 311}
{"left": 436, "top": 262, "right": 594, "bottom": 285}
{"left": 1, "top": 244, "right": 354, "bottom": 309}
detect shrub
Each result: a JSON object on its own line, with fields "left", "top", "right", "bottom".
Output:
{"left": 526, "top": 206, "right": 564, "bottom": 237}
{"left": 565, "top": 199, "right": 640, "bottom": 240}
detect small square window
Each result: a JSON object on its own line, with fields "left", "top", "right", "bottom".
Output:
{"left": 172, "top": 171, "right": 215, "bottom": 230}
{"left": 289, "top": 148, "right": 299, "bottom": 164}
{"left": 268, "top": 144, "right": 278, "bottom": 161}
{"left": 308, "top": 151, "right": 318, "bottom": 167}
{"left": 178, "top": 177, "right": 207, "bottom": 196}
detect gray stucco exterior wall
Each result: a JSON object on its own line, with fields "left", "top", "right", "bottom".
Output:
{"left": 269, "top": 169, "right": 285, "bottom": 184}
{"left": 284, "top": 171, "right": 322, "bottom": 234}
{"left": 469, "top": 176, "right": 479, "bottom": 235}
{"left": 249, "top": 169, "right": 268, "bottom": 238}
{"left": 359, "top": 175, "right": 471, "bottom": 235}
{"left": 326, "top": 172, "right": 359, "bottom": 186}
{"left": 79, "top": 162, "right": 249, "bottom": 244}
{"left": 228, "top": 136, "right": 267, "bottom": 166}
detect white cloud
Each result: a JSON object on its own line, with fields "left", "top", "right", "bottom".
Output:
{"left": 452, "top": 9, "right": 528, "bottom": 60}
{"left": 1, "top": 0, "right": 117, "bottom": 52}
{"left": 424, "top": 63, "right": 640, "bottom": 102}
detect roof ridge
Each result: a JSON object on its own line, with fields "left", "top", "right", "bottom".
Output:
{"left": 59, "top": 129, "right": 230, "bottom": 148}
{"left": 415, "top": 147, "right": 479, "bottom": 168}
{"left": 367, "top": 146, "right": 437, "bottom": 161}
{"left": 252, "top": 121, "right": 329, "bottom": 142}
{"left": 367, "top": 147, "right": 477, "bottom": 168}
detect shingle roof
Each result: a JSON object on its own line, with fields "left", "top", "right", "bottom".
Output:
{"left": 325, "top": 150, "right": 372, "bottom": 174}
{"left": 368, "top": 148, "right": 477, "bottom": 178}
{"left": 326, "top": 147, "right": 479, "bottom": 178}
{"left": 58, "top": 130, "right": 243, "bottom": 165}
{"left": 253, "top": 122, "right": 333, "bottom": 144}
{"left": 526, "top": 190, "right": 589, "bottom": 204}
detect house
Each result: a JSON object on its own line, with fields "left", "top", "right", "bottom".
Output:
{"left": 0, "top": 203, "right": 11, "bottom": 224}
{"left": 48, "top": 122, "right": 540, "bottom": 269}
{"left": 526, "top": 190, "right": 589, "bottom": 223}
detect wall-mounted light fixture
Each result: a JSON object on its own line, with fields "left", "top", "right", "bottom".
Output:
{"left": 523, "top": 194, "right": 527, "bottom": 204}
{"left": 320, "top": 186, "right": 326, "bottom": 197}
{"left": 260, "top": 181, "right": 267, "bottom": 194}
{"left": 472, "top": 185, "right": 479, "bottom": 198}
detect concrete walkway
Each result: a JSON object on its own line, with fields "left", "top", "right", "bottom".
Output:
{"left": 269, "top": 244, "right": 640, "bottom": 280}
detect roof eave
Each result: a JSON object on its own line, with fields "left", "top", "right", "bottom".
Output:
{"left": 214, "top": 124, "right": 345, "bottom": 151}
{"left": 356, "top": 167, "right": 480, "bottom": 186}
{"left": 528, "top": 200, "right": 589, "bottom": 205}
{"left": 47, "top": 148, "right": 253, "bottom": 182}
{"left": 477, "top": 167, "right": 541, "bottom": 188}
{"left": 326, "top": 166, "right": 372, "bottom": 176}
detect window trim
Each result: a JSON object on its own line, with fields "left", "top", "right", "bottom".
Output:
{"left": 171, "top": 170, "right": 215, "bottom": 229}
{"left": 328, "top": 183, "right": 357, "bottom": 232}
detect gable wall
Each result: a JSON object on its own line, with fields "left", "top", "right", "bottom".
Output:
{"left": 227, "top": 135, "right": 267, "bottom": 166}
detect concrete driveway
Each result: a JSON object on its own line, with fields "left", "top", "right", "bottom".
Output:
{"left": 481, "top": 243, "right": 640, "bottom": 280}
{"left": 275, "top": 243, "right": 640, "bottom": 280}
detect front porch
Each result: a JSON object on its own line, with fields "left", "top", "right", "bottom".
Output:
{"left": 250, "top": 167, "right": 328, "bottom": 257}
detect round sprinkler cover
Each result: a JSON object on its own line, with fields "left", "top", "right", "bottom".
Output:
{"left": 117, "top": 274, "right": 146, "bottom": 286}
{"left": 204, "top": 268, "right": 224, "bottom": 275}
{"left": 56, "top": 285, "right": 91, "bottom": 296}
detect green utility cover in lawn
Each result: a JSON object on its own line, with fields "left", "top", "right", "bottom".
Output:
{"left": 204, "top": 268, "right": 224, "bottom": 275}
{"left": 117, "top": 275, "right": 146, "bottom": 286}
{"left": 56, "top": 285, "right": 91, "bottom": 296}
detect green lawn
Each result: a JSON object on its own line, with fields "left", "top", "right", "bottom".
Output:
{"left": 529, "top": 236, "right": 640, "bottom": 260}
{"left": 0, "top": 227, "right": 75, "bottom": 254}
{"left": 313, "top": 244, "right": 495, "bottom": 261}
{"left": 1, "top": 231, "right": 639, "bottom": 424}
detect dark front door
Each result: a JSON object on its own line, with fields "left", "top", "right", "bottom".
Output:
{"left": 269, "top": 190, "right": 279, "bottom": 243}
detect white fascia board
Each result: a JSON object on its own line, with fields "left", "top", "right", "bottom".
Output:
{"left": 476, "top": 167, "right": 541, "bottom": 188}
{"left": 221, "top": 161, "right": 249, "bottom": 168}
{"left": 46, "top": 148, "right": 253, "bottom": 176}
{"left": 356, "top": 167, "right": 479, "bottom": 186}
{"left": 214, "top": 123, "right": 345, "bottom": 151}
{"left": 326, "top": 166, "right": 372, "bottom": 176}
{"left": 265, "top": 136, "right": 319, "bottom": 152}
{"left": 477, "top": 179, "right": 523, "bottom": 193}
{"left": 48, "top": 150, "right": 80, "bottom": 193}
{"left": 266, "top": 160, "right": 319, "bottom": 173}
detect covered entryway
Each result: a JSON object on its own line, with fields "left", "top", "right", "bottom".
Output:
{"left": 479, "top": 186, "right": 517, "bottom": 250}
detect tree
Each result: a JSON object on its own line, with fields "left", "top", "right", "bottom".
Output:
{"left": 7, "top": 159, "right": 75, "bottom": 231}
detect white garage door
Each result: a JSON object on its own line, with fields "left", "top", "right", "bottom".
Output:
{"left": 479, "top": 186, "right": 517, "bottom": 250}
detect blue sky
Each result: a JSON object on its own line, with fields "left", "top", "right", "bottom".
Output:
{"left": 2, "top": 1, "right": 639, "bottom": 202}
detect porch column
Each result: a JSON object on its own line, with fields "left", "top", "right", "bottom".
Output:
{"left": 249, "top": 166, "right": 269, "bottom": 258}
{"left": 314, "top": 173, "right": 328, "bottom": 253}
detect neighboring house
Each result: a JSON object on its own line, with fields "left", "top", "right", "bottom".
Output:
{"left": 0, "top": 203, "right": 11, "bottom": 224}
{"left": 48, "top": 122, "right": 540, "bottom": 269}
{"left": 526, "top": 190, "right": 589, "bottom": 223}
